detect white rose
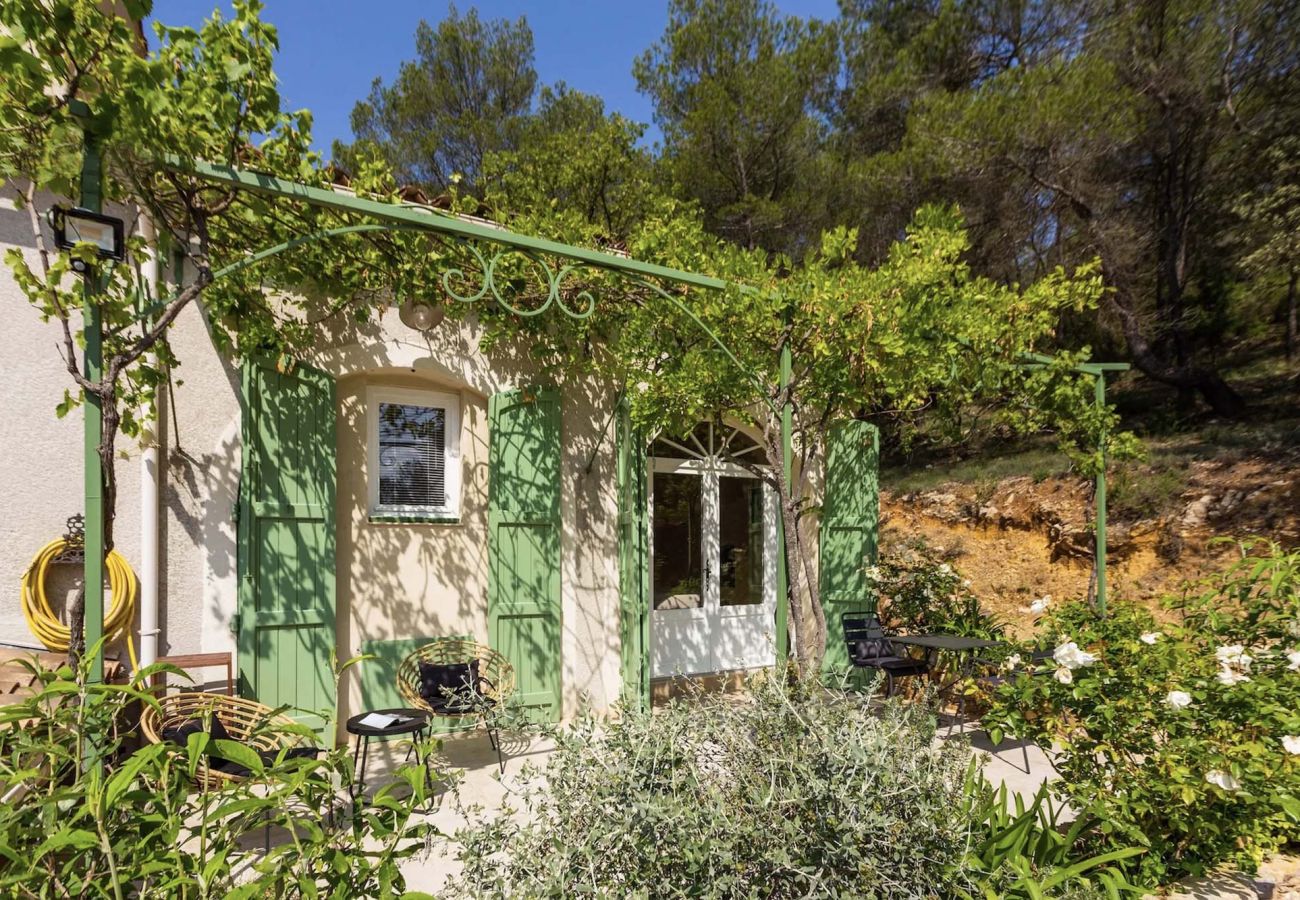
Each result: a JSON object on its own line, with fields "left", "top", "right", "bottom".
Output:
{"left": 1003, "top": 653, "right": 1022, "bottom": 671}
{"left": 1282, "top": 735, "right": 1300, "bottom": 755}
{"left": 1286, "top": 649, "right": 1300, "bottom": 671}
{"left": 1216, "top": 644, "right": 1249, "bottom": 667}
{"left": 1054, "top": 667, "right": 1073, "bottom": 685}
{"left": 1030, "top": 597, "right": 1052, "bottom": 614}
{"left": 1204, "top": 770, "right": 1241, "bottom": 791}
{"left": 938, "top": 563, "right": 953, "bottom": 576}
{"left": 1140, "top": 632, "right": 1161, "bottom": 645}
{"left": 1054, "top": 641, "right": 1099, "bottom": 670}
{"left": 1216, "top": 667, "right": 1250, "bottom": 686}
{"left": 1165, "top": 690, "right": 1192, "bottom": 709}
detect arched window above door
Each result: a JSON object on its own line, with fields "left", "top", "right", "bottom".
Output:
{"left": 650, "top": 422, "right": 764, "bottom": 466}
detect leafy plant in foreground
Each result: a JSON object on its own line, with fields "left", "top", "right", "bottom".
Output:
{"left": 450, "top": 672, "right": 1131, "bottom": 899}
{"left": 0, "top": 649, "right": 440, "bottom": 898}
{"left": 960, "top": 769, "right": 1146, "bottom": 899}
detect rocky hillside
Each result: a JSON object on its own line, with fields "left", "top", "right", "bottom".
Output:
{"left": 881, "top": 436, "right": 1300, "bottom": 637}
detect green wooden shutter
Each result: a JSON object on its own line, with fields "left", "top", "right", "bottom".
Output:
{"left": 488, "top": 388, "right": 563, "bottom": 722}
{"left": 819, "top": 420, "right": 880, "bottom": 676}
{"left": 237, "top": 358, "right": 337, "bottom": 736}
{"left": 615, "top": 400, "right": 649, "bottom": 711}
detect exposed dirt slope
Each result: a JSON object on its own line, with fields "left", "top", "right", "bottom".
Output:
{"left": 882, "top": 453, "right": 1300, "bottom": 638}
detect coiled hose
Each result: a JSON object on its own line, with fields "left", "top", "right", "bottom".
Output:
{"left": 20, "top": 539, "right": 138, "bottom": 670}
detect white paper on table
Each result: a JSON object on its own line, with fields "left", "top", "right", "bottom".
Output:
{"left": 358, "top": 712, "right": 407, "bottom": 729}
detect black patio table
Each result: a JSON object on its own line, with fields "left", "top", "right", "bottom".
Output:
{"left": 889, "top": 634, "right": 1005, "bottom": 711}
{"left": 346, "top": 707, "right": 431, "bottom": 797}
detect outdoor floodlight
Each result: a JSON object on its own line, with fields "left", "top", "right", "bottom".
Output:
{"left": 49, "top": 206, "right": 125, "bottom": 271}
{"left": 398, "top": 297, "right": 446, "bottom": 333}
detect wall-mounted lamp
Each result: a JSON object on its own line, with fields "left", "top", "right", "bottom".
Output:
{"left": 49, "top": 206, "right": 125, "bottom": 272}
{"left": 398, "top": 297, "right": 446, "bottom": 333}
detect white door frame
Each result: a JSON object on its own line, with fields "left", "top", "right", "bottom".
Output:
{"left": 648, "top": 451, "right": 778, "bottom": 678}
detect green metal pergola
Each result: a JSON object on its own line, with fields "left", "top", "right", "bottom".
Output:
{"left": 73, "top": 138, "right": 1128, "bottom": 682}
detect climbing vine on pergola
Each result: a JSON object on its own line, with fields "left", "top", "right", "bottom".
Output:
{"left": 99, "top": 157, "right": 1124, "bottom": 679}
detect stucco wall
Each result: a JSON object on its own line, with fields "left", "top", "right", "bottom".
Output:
{"left": 333, "top": 369, "right": 492, "bottom": 720}
{"left": 0, "top": 185, "right": 236, "bottom": 670}
{"left": 317, "top": 317, "right": 621, "bottom": 723}
{"left": 1, "top": 188, "right": 623, "bottom": 719}
{"left": 0, "top": 187, "right": 142, "bottom": 659}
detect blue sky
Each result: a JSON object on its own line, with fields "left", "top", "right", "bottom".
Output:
{"left": 155, "top": 1, "right": 842, "bottom": 155}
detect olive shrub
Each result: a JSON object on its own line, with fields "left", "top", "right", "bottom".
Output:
{"left": 451, "top": 672, "right": 1140, "bottom": 899}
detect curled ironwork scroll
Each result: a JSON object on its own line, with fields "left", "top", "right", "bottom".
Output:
{"left": 441, "top": 241, "right": 599, "bottom": 320}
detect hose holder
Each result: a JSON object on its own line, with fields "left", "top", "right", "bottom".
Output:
{"left": 51, "top": 514, "right": 86, "bottom": 566}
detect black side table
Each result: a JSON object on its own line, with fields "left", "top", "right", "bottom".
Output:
{"left": 345, "top": 707, "right": 431, "bottom": 795}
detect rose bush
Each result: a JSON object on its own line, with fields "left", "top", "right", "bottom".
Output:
{"left": 985, "top": 540, "right": 1300, "bottom": 885}
{"left": 867, "top": 540, "right": 1003, "bottom": 640}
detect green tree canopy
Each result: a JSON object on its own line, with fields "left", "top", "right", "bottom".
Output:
{"left": 839, "top": 0, "right": 1299, "bottom": 415}
{"left": 634, "top": 0, "right": 839, "bottom": 255}
{"left": 335, "top": 4, "right": 537, "bottom": 193}
{"left": 479, "top": 85, "right": 659, "bottom": 240}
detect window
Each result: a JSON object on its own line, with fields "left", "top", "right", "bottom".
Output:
{"left": 367, "top": 386, "right": 461, "bottom": 519}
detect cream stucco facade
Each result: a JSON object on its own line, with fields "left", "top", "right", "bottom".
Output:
{"left": 1, "top": 183, "right": 625, "bottom": 729}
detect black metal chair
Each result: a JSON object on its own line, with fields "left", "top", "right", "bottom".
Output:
{"left": 842, "top": 612, "right": 930, "bottom": 697}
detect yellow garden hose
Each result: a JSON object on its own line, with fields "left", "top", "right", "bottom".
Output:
{"left": 20, "top": 539, "right": 138, "bottom": 671}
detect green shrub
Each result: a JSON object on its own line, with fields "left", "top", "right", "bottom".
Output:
{"left": 451, "top": 674, "right": 976, "bottom": 898}
{"left": 961, "top": 775, "right": 1146, "bottom": 899}
{"left": 868, "top": 541, "right": 1004, "bottom": 641}
{"left": 451, "top": 674, "right": 1141, "bottom": 899}
{"left": 0, "top": 651, "right": 438, "bottom": 898}
{"left": 985, "top": 540, "right": 1300, "bottom": 885}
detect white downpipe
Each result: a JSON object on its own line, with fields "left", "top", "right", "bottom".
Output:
{"left": 137, "top": 214, "right": 162, "bottom": 669}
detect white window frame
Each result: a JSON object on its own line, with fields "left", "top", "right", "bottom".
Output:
{"left": 367, "top": 385, "right": 462, "bottom": 519}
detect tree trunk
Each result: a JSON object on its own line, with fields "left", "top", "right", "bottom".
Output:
{"left": 1107, "top": 289, "right": 1247, "bottom": 417}
{"left": 762, "top": 429, "right": 827, "bottom": 677}
{"left": 67, "top": 588, "right": 86, "bottom": 669}
{"left": 1286, "top": 269, "right": 1297, "bottom": 361}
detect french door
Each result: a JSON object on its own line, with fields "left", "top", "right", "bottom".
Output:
{"left": 649, "top": 428, "right": 778, "bottom": 678}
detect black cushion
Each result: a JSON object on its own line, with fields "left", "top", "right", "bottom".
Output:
{"left": 425, "top": 691, "right": 496, "bottom": 715}
{"left": 161, "top": 713, "right": 234, "bottom": 746}
{"left": 160, "top": 717, "right": 205, "bottom": 746}
{"left": 418, "top": 659, "right": 483, "bottom": 709}
{"left": 850, "top": 639, "right": 896, "bottom": 664}
{"left": 162, "top": 712, "right": 317, "bottom": 776}
{"left": 213, "top": 745, "right": 323, "bottom": 778}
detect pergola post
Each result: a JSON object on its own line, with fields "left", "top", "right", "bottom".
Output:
{"left": 1094, "top": 371, "right": 1108, "bottom": 616}
{"left": 75, "top": 104, "right": 106, "bottom": 683}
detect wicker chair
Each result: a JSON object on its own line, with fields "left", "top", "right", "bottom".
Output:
{"left": 396, "top": 639, "right": 515, "bottom": 772}
{"left": 140, "top": 692, "right": 311, "bottom": 791}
